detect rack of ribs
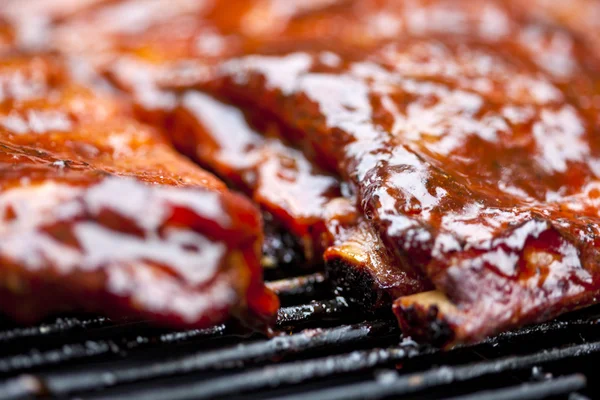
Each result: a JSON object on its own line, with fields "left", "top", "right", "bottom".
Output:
{"left": 198, "top": 0, "right": 600, "bottom": 345}
{"left": 3, "top": 0, "right": 600, "bottom": 345}
{"left": 0, "top": 53, "right": 278, "bottom": 329}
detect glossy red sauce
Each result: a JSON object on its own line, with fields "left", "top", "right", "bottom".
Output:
{"left": 2, "top": 0, "right": 600, "bottom": 342}
{"left": 173, "top": 92, "right": 339, "bottom": 257}
{"left": 203, "top": 0, "right": 600, "bottom": 342}
{"left": 171, "top": 91, "right": 428, "bottom": 302}
{"left": 0, "top": 54, "right": 278, "bottom": 328}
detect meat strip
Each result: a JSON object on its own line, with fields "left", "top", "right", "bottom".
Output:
{"left": 0, "top": 53, "right": 278, "bottom": 329}
{"left": 206, "top": 0, "right": 600, "bottom": 345}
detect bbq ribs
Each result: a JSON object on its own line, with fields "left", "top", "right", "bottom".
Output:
{"left": 0, "top": 53, "right": 277, "bottom": 328}
{"left": 171, "top": 92, "right": 429, "bottom": 307}
{"left": 2, "top": 0, "right": 600, "bottom": 345}
{"left": 200, "top": 0, "right": 600, "bottom": 345}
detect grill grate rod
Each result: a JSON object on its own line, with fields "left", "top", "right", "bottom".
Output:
{"left": 0, "top": 298, "right": 354, "bottom": 377}
{"left": 443, "top": 374, "right": 586, "bottom": 400}
{"left": 267, "top": 272, "right": 328, "bottom": 304}
{"left": 90, "top": 343, "right": 423, "bottom": 400}
{"left": 0, "top": 324, "right": 227, "bottom": 375}
{"left": 276, "top": 297, "right": 352, "bottom": 326}
{"left": 239, "top": 340, "right": 600, "bottom": 400}
{"left": 0, "top": 316, "right": 112, "bottom": 344}
{"left": 9, "top": 320, "right": 397, "bottom": 398}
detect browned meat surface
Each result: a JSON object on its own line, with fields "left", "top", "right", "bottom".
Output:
{"left": 0, "top": 53, "right": 278, "bottom": 328}
{"left": 202, "top": 0, "right": 600, "bottom": 345}
{"left": 171, "top": 92, "right": 429, "bottom": 306}
{"left": 45, "top": 0, "right": 433, "bottom": 297}
{"left": 4, "top": 0, "right": 600, "bottom": 345}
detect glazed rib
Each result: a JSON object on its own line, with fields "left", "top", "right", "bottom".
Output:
{"left": 171, "top": 92, "right": 429, "bottom": 307}
{"left": 206, "top": 0, "right": 600, "bottom": 345}
{"left": 0, "top": 53, "right": 278, "bottom": 328}
{"left": 173, "top": 92, "right": 338, "bottom": 266}
{"left": 7, "top": 0, "right": 600, "bottom": 345}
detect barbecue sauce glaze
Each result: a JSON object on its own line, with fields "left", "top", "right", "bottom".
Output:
{"left": 200, "top": 0, "right": 600, "bottom": 343}
{"left": 3, "top": 0, "right": 600, "bottom": 343}
{"left": 0, "top": 54, "right": 278, "bottom": 328}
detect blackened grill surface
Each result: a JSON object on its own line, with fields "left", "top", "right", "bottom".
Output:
{"left": 0, "top": 269, "right": 598, "bottom": 400}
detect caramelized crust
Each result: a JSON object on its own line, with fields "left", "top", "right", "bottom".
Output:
{"left": 171, "top": 92, "right": 428, "bottom": 302}
{"left": 206, "top": 0, "right": 600, "bottom": 344}
{"left": 0, "top": 54, "right": 277, "bottom": 328}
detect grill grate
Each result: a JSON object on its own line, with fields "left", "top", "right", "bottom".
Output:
{"left": 0, "top": 270, "right": 598, "bottom": 400}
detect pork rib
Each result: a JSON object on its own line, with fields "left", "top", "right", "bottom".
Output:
{"left": 208, "top": 0, "right": 600, "bottom": 345}
{"left": 0, "top": 53, "right": 278, "bottom": 328}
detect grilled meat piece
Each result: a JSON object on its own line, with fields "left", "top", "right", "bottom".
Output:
{"left": 173, "top": 92, "right": 339, "bottom": 263}
{"left": 0, "top": 54, "right": 278, "bottom": 328}
{"left": 207, "top": 0, "right": 600, "bottom": 345}
{"left": 171, "top": 92, "right": 429, "bottom": 306}
{"left": 324, "top": 204, "right": 429, "bottom": 309}
{"left": 27, "top": 0, "right": 356, "bottom": 270}
{"left": 7, "top": 0, "right": 600, "bottom": 345}
{"left": 174, "top": 92, "right": 323, "bottom": 270}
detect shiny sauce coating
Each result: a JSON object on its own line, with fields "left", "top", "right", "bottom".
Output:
{"left": 0, "top": 54, "right": 277, "bottom": 327}
{"left": 4, "top": 0, "right": 600, "bottom": 343}
{"left": 171, "top": 91, "right": 428, "bottom": 304}
{"left": 207, "top": 0, "right": 600, "bottom": 343}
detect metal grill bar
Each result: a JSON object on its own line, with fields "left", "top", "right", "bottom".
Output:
{"left": 569, "top": 393, "right": 593, "bottom": 400}
{"left": 267, "top": 272, "right": 328, "bottom": 304}
{"left": 90, "top": 345, "right": 422, "bottom": 400}
{"left": 0, "top": 324, "right": 227, "bottom": 374}
{"left": 17, "top": 321, "right": 396, "bottom": 398}
{"left": 444, "top": 374, "right": 586, "bottom": 400}
{"left": 481, "top": 317, "right": 600, "bottom": 345}
{"left": 253, "top": 341, "right": 600, "bottom": 400}
{"left": 0, "top": 316, "right": 112, "bottom": 344}
{"left": 276, "top": 297, "right": 353, "bottom": 327}
{"left": 0, "top": 273, "right": 597, "bottom": 399}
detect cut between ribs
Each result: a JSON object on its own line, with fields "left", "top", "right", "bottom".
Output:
{"left": 170, "top": 91, "right": 429, "bottom": 308}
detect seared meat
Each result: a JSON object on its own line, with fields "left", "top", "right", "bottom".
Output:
{"left": 0, "top": 54, "right": 278, "bottom": 328}
{"left": 171, "top": 92, "right": 429, "bottom": 306}
{"left": 206, "top": 0, "right": 600, "bottom": 345}
{"left": 4, "top": 0, "right": 600, "bottom": 345}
